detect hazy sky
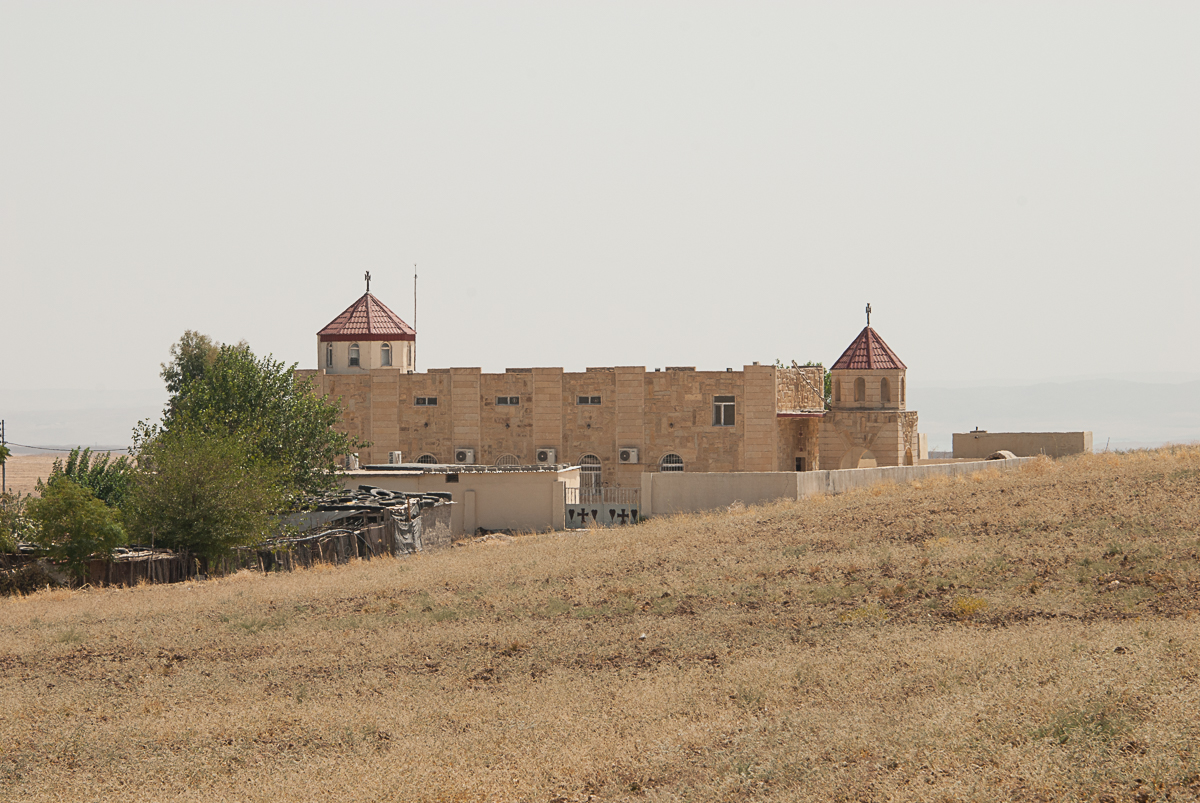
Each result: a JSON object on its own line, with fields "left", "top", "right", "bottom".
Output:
{"left": 4, "top": 2, "right": 1198, "bottom": 404}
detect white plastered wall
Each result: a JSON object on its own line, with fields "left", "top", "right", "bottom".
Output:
{"left": 319, "top": 339, "right": 414, "bottom": 375}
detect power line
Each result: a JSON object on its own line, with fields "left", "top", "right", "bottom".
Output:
{"left": 3, "top": 442, "right": 126, "bottom": 453}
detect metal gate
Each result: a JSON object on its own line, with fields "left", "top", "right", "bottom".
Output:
{"left": 564, "top": 486, "right": 640, "bottom": 527}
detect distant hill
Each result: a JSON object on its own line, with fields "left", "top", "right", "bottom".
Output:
{"left": 911, "top": 379, "right": 1200, "bottom": 453}
{"left": 0, "top": 388, "right": 165, "bottom": 451}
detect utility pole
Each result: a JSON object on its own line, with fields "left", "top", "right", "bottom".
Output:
{"left": 1, "top": 419, "right": 6, "bottom": 496}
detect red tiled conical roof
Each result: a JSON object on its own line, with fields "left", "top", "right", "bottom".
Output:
{"left": 318, "top": 293, "right": 416, "bottom": 342}
{"left": 831, "top": 327, "right": 906, "bottom": 371}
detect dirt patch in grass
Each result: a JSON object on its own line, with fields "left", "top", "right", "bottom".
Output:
{"left": 1, "top": 447, "right": 1199, "bottom": 801}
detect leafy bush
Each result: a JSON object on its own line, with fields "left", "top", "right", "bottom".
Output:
{"left": 126, "top": 427, "right": 285, "bottom": 565}
{"left": 0, "top": 563, "right": 63, "bottom": 596}
{"left": 37, "top": 448, "right": 133, "bottom": 509}
{"left": 0, "top": 492, "right": 36, "bottom": 552}
{"left": 26, "top": 478, "right": 127, "bottom": 581}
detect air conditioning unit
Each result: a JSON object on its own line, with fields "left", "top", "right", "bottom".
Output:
{"left": 619, "top": 448, "right": 639, "bottom": 464}
{"left": 454, "top": 448, "right": 476, "bottom": 465}
{"left": 388, "top": 451, "right": 403, "bottom": 465}
{"left": 535, "top": 448, "right": 556, "bottom": 465}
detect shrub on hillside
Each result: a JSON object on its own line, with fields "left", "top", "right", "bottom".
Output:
{"left": 0, "top": 492, "right": 36, "bottom": 553}
{"left": 27, "top": 479, "right": 127, "bottom": 582}
{"left": 126, "top": 428, "right": 284, "bottom": 566}
{"left": 37, "top": 447, "right": 133, "bottom": 509}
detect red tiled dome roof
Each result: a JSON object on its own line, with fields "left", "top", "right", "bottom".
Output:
{"left": 318, "top": 293, "right": 416, "bottom": 342}
{"left": 831, "top": 327, "right": 906, "bottom": 371}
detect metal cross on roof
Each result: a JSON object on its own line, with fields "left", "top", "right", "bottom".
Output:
{"left": 365, "top": 271, "right": 371, "bottom": 292}
{"left": 866, "top": 302, "right": 872, "bottom": 326}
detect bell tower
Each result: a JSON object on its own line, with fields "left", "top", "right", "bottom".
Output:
{"left": 820, "top": 305, "right": 919, "bottom": 468}
{"left": 317, "top": 274, "right": 417, "bottom": 375}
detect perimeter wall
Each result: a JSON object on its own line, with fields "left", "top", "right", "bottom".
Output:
{"left": 640, "top": 457, "right": 1034, "bottom": 516}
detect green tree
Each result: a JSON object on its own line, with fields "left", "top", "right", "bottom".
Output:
{"left": 37, "top": 448, "right": 133, "bottom": 509}
{"left": 149, "top": 335, "right": 363, "bottom": 498}
{"left": 0, "top": 492, "right": 34, "bottom": 553}
{"left": 160, "top": 330, "right": 220, "bottom": 398}
{"left": 0, "top": 443, "right": 10, "bottom": 467}
{"left": 126, "top": 428, "right": 284, "bottom": 565}
{"left": 27, "top": 479, "right": 127, "bottom": 581}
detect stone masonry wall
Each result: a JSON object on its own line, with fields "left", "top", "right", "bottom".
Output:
{"left": 302, "top": 364, "right": 826, "bottom": 485}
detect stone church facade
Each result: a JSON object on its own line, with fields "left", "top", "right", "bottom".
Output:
{"left": 298, "top": 290, "right": 918, "bottom": 487}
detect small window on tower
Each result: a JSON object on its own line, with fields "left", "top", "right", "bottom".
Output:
{"left": 881, "top": 377, "right": 891, "bottom": 404}
{"left": 854, "top": 377, "right": 865, "bottom": 402}
{"left": 349, "top": 343, "right": 360, "bottom": 367}
{"left": 577, "top": 395, "right": 602, "bottom": 405}
{"left": 496, "top": 396, "right": 520, "bottom": 406}
{"left": 381, "top": 342, "right": 392, "bottom": 367}
{"left": 325, "top": 342, "right": 333, "bottom": 367}
{"left": 415, "top": 396, "right": 438, "bottom": 406}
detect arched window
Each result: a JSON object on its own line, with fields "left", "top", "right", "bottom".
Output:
{"left": 660, "top": 453, "right": 684, "bottom": 472}
{"left": 380, "top": 342, "right": 392, "bottom": 367}
{"left": 881, "top": 377, "right": 891, "bottom": 404}
{"left": 325, "top": 342, "right": 333, "bottom": 367}
{"left": 901, "top": 378, "right": 906, "bottom": 404}
{"left": 494, "top": 454, "right": 520, "bottom": 467}
{"left": 854, "top": 377, "right": 866, "bottom": 402}
{"left": 834, "top": 379, "right": 841, "bottom": 403}
{"left": 349, "top": 343, "right": 360, "bottom": 367}
{"left": 579, "top": 454, "right": 602, "bottom": 490}
{"left": 415, "top": 453, "right": 438, "bottom": 464}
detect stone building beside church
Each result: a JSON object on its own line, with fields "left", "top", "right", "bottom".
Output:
{"left": 297, "top": 289, "right": 920, "bottom": 488}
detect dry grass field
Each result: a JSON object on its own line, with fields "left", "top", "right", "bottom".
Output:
{"left": 2, "top": 453, "right": 126, "bottom": 497}
{"left": 1, "top": 454, "right": 61, "bottom": 497}
{"left": 2, "top": 448, "right": 1199, "bottom": 802}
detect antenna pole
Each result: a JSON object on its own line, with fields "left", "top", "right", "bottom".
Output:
{"left": 413, "top": 264, "right": 418, "bottom": 372}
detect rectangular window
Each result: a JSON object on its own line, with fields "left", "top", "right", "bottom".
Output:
{"left": 415, "top": 396, "right": 438, "bottom": 406}
{"left": 496, "top": 396, "right": 520, "bottom": 406}
{"left": 577, "top": 395, "right": 602, "bottom": 405}
{"left": 713, "top": 395, "right": 735, "bottom": 426}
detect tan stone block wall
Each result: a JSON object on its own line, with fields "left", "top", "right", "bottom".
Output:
{"left": 776, "top": 418, "right": 819, "bottom": 471}
{"left": 953, "top": 431, "right": 1091, "bottom": 459}
{"left": 478, "top": 372, "right": 535, "bottom": 464}
{"left": 532, "top": 367, "right": 564, "bottom": 458}
{"left": 307, "top": 363, "right": 826, "bottom": 480}
{"left": 614, "top": 366, "right": 647, "bottom": 488}
{"left": 830, "top": 369, "right": 906, "bottom": 411}
{"left": 742, "top": 365, "right": 778, "bottom": 472}
{"left": 775, "top": 367, "right": 825, "bottom": 411}
{"left": 402, "top": 372, "right": 452, "bottom": 464}
{"left": 562, "top": 370, "right": 618, "bottom": 476}
{"left": 449, "top": 368, "right": 482, "bottom": 461}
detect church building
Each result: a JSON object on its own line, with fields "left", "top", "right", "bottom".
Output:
{"left": 298, "top": 288, "right": 920, "bottom": 488}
